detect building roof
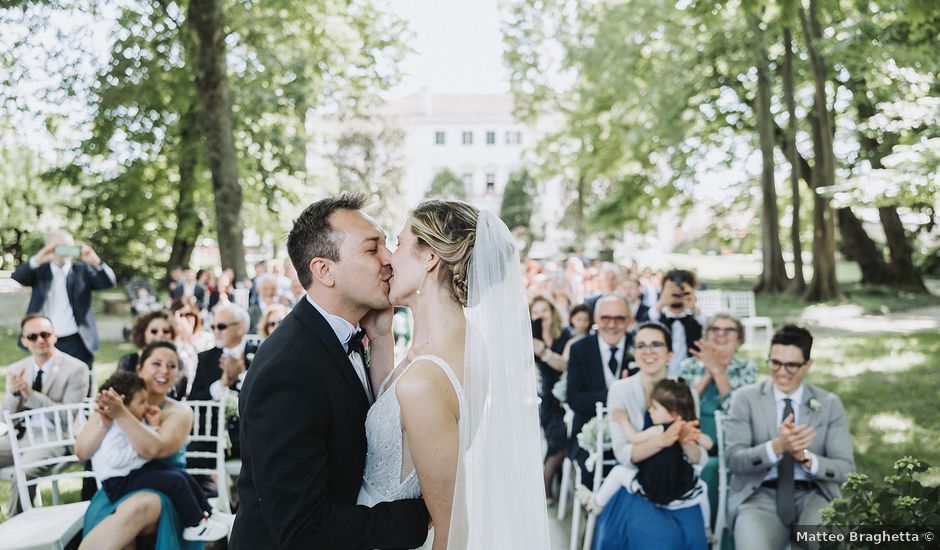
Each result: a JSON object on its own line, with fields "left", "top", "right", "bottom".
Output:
{"left": 380, "top": 92, "right": 515, "bottom": 118}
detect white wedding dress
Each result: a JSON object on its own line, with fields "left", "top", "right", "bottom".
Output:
{"left": 357, "top": 354, "right": 467, "bottom": 549}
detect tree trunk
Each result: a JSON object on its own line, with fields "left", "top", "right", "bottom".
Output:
{"left": 782, "top": 25, "right": 805, "bottom": 293}
{"left": 574, "top": 173, "right": 587, "bottom": 244}
{"left": 167, "top": 101, "right": 204, "bottom": 278}
{"left": 801, "top": 3, "right": 840, "bottom": 302}
{"left": 836, "top": 207, "right": 892, "bottom": 284}
{"left": 188, "top": 0, "right": 247, "bottom": 281}
{"left": 879, "top": 207, "right": 928, "bottom": 292}
{"left": 752, "top": 17, "right": 789, "bottom": 293}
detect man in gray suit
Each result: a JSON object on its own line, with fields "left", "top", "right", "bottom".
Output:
{"left": 726, "top": 324, "right": 854, "bottom": 549}
{"left": 1, "top": 314, "right": 90, "bottom": 515}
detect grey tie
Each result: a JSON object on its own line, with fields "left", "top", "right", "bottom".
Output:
{"left": 776, "top": 397, "right": 796, "bottom": 525}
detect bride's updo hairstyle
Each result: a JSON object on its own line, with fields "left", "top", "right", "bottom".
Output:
{"left": 409, "top": 199, "right": 480, "bottom": 307}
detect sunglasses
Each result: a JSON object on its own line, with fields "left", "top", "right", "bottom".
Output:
{"left": 266, "top": 321, "right": 281, "bottom": 329}
{"left": 635, "top": 342, "right": 667, "bottom": 352}
{"left": 24, "top": 332, "right": 53, "bottom": 342}
{"left": 211, "top": 323, "right": 233, "bottom": 331}
{"left": 149, "top": 328, "right": 173, "bottom": 336}
{"left": 179, "top": 312, "right": 197, "bottom": 319}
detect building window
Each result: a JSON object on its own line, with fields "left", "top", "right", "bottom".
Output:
{"left": 505, "top": 131, "right": 522, "bottom": 145}
{"left": 462, "top": 172, "right": 473, "bottom": 189}
{"left": 462, "top": 131, "right": 473, "bottom": 145}
{"left": 485, "top": 173, "right": 496, "bottom": 193}
{"left": 435, "top": 131, "right": 445, "bottom": 145}
{"left": 486, "top": 131, "right": 496, "bottom": 145}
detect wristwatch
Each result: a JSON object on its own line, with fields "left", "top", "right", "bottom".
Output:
{"left": 799, "top": 448, "right": 812, "bottom": 465}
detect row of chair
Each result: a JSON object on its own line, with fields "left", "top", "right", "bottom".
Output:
{"left": 0, "top": 399, "right": 236, "bottom": 550}
{"left": 696, "top": 290, "right": 773, "bottom": 347}
{"left": 560, "top": 403, "right": 733, "bottom": 550}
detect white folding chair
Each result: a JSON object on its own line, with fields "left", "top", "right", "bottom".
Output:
{"left": 557, "top": 403, "right": 575, "bottom": 520}
{"left": 696, "top": 290, "right": 725, "bottom": 318}
{"left": 712, "top": 411, "right": 730, "bottom": 550}
{"left": 184, "top": 400, "right": 233, "bottom": 517}
{"left": 582, "top": 402, "right": 617, "bottom": 550}
{"left": 0, "top": 402, "right": 96, "bottom": 550}
{"left": 723, "top": 291, "right": 773, "bottom": 347}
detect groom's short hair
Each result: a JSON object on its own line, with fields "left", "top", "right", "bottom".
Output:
{"left": 288, "top": 193, "right": 367, "bottom": 289}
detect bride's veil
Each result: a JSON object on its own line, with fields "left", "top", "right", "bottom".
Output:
{"left": 448, "top": 210, "right": 551, "bottom": 549}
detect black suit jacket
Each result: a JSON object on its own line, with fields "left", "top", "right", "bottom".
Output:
{"left": 170, "top": 282, "right": 206, "bottom": 309}
{"left": 230, "top": 299, "right": 429, "bottom": 550}
{"left": 566, "top": 332, "right": 636, "bottom": 458}
{"left": 12, "top": 260, "right": 116, "bottom": 353}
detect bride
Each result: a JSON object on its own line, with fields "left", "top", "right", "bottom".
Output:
{"left": 357, "top": 199, "right": 551, "bottom": 549}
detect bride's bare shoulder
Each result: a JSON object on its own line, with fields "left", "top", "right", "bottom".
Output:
{"left": 395, "top": 358, "right": 460, "bottom": 413}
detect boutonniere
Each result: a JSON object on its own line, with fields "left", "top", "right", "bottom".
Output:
{"left": 246, "top": 352, "right": 256, "bottom": 364}
{"left": 807, "top": 398, "right": 822, "bottom": 412}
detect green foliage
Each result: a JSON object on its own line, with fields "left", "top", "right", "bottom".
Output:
{"left": 426, "top": 168, "right": 467, "bottom": 200}
{"left": 0, "top": 127, "right": 50, "bottom": 269}
{"left": 821, "top": 457, "right": 940, "bottom": 549}
{"left": 499, "top": 169, "right": 535, "bottom": 230}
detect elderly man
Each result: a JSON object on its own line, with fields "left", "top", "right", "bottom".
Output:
{"left": 1, "top": 314, "right": 89, "bottom": 514}
{"left": 248, "top": 274, "right": 288, "bottom": 333}
{"left": 566, "top": 294, "right": 637, "bottom": 486}
{"left": 12, "top": 231, "right": 116, "bottom": 368}
{"left": 726, "top": 325, "right": 855, "bottom": 549}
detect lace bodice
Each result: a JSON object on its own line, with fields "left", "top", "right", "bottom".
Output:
{"left": 357, "top": 354, "right": 465, "bottom": 506}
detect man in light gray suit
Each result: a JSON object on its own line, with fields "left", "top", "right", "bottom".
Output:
{"left": 726, "top": 325, "right": 854, "bottom": 549}
{"left": 1, "top": 314, "right": 90, "bottom": 515}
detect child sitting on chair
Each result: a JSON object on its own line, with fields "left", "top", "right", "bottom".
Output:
{"left": 89, "top": 371, "right": 227, "bottom": 541}
{"left": 578, "top": 378, "right": 712, "bottom": 530}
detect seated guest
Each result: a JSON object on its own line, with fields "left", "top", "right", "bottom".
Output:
{"left": 171, "top": 266, "right": 206, "bottom": 310}
{"left": 247, "top": 274, "right": 290, "bottom": 333}
{"left": 727, "top": 325, "right": 855, "bottom": 550}
{"left": 247, "top": 260, "right": 268, "bottom": 306}
{"left": 117, "top": 311, "right": 176, "bottom": 373}
{"left": 678, "top": 313, "right": 757, "bottom": 529}
{"left": 258, "top": 303, "right": 290, "bottom": 338}
{"left": 78, "top": 342, "right": 202, "bottom": 550}
{"left": 591, "top": 322, "right": 709, "bottom": 549}
{"left": 81, "top": 371, "right": 227, "bottom": 542}
{"left": 561, "top": 303, "right": 593, "bottom": 360}
{"left": 207, "top": 273, "right": 234, "bottom": 311}
{"left": 616, "top": 275, "right": 650, "bottom": 328}
{"left": 566, "top": 295, "right": 636, "bottom": 487}
{"left": 530, "top": 295, "right": 572, "bottom": 502}
{"left": 169, "top": 297, "right": 213, "bottom": 398}
{"left": 649, "top": 269, "right": 704, "bottom": 376}
{"left": 1, "top": 314, "right": 89, "bottom": 515}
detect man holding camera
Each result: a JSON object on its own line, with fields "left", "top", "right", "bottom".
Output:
{"left": 648, "top": 269, "right": 704, "bottom": 376}
{"left": 12, "top": 230, "right": 116, "bottom": 368}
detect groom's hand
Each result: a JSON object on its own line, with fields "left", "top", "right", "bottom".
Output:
{"left": 361, "top": 306, "right": 395, "bottom": 342}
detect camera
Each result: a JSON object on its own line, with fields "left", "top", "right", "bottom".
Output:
{"left": 54, "top": 244, "right": 82, "bottom": 258}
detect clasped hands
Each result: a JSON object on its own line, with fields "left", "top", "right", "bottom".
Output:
{"left": 658, "top": 417, "right": 704, "bottom": 448}
{"left": 219, "top": 354, "right": 247, "bottom": 387}
{"left": 8, "top": 370, "right": 34, "bottom": 398}
{"left": 772, "top": 413, "right": 816, "bottom": 464}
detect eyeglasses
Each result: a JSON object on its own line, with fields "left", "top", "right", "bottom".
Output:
{"left": 598, "top": 315, "right": 629, "bottom": 324}
{"left": 266, "top": 321, "right": 281, "bottom": 329}
{"left": 635, "top": 342, "right": 667, "bottom": 352}
{"left": 708, "top": 327, "right": 738, "bottom": 336}
{"left": 768, "top": 358, "right": 806, "bottom": 374}
{"left": 211, "top": 323, "right": 233, "bottom": 331}
{"left": 24, "top": 332, "right": 52, "bottom": 342}
{"left": 149, "top": 328, "right": 173, "bottom": 336}
{"left": 179, "top": 312, "right": 197, "bottom": 319}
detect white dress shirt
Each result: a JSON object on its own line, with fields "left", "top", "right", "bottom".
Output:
{"left": 649, "top": 307, "right": 706, "bottom": 377}
{"left": 762, "top": 384, "right": 819, "bottom": 481}
{"left": 208, "top": 336, "right": 249, "bottom": 400}
{"left": 306, "top": 295, "right": 372, "bottom": 404}
{"left": 597, "top": 334, "right": 627, "bottom": 388}
{"left": 30, "top": 257, "right": 80, "bottom": 337}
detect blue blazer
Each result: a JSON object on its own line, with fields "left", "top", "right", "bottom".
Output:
{"left": 566, "top": 331, "right": 635, "bottom": 457}
{"left": 11, "top": 260, "right": 116, "bottom": 353}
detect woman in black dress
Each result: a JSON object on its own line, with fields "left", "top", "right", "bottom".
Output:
{"left": 530, "top": 294, "right": 571, "bottom": 502}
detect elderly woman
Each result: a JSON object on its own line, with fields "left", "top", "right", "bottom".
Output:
{"left": 593, "top": 322, "right": 709, "bottom": 550}
{"left": 258, "top": 303, "right": 290, "bottom": 338}
{"left": 248, "top": 274, "right": 291, "bottom": 333}
{"left": 77, "top": 341, "right": 199, "bottom": 550}
{"left": 678, "top": 312, "right": 757, "bottom": 528}
{"left": 117, "top": 311, "right": 176, "bottom": 373}
{"left": 530, "top": 294, "right": 571, "bottom": 503}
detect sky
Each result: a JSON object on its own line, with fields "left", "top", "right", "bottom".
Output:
{"left": 384, "top": 0, "right": 510, "bottom": 98}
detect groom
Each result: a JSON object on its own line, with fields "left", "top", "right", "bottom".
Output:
{"left": 231, "top": 194, "right": 429, "bottom": 549}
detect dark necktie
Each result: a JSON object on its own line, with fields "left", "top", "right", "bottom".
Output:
{"left": 777, "top": 397, "right": 796, "bottom": 525}
{"left": 608, "top": 346, "right": 619, "bottom": 375}
{"left": 347, "top": 330, "right": 366, "bottom": 357}
{"left": 32, "top": 368, "right": 44, "bottom": 393}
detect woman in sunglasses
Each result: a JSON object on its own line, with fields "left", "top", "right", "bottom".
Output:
{"left": 258, "top": 303, "right": 290, "bottom": 339}
{"left": 117, "top": 311, "right": 176, "bottom": 374}
{"left": 592, "top": 322, "right": 710, "bottom": 550}
{"left": 169, "top": 297, "right": 213, "bottom": 398}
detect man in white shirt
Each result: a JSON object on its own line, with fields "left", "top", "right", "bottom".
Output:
{"left": 11, "top": 231, "right": 116, "bottom": 369}
{"left": 1, "top": 314, "right": 89, "bottom": 515}
{"left": 725, "top": 325, "right": 855, "bottom": 549}
{"left": 648, "top": 269, "right": 704, "bottom": 376}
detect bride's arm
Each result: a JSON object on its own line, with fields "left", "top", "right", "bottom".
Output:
{"left": 362, "top": 307, "right": 396, "bottom": 393}
{"left": 396, "top": 362, "right": 460, "bottom": 550}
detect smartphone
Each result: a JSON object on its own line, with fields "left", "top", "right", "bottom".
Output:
{"left": 55, "top": 244, "right": 82, "bottom": 257}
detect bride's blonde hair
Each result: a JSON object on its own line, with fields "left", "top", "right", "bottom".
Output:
{"left": 408, "top": 199, "right": 479, "bottom": 307}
